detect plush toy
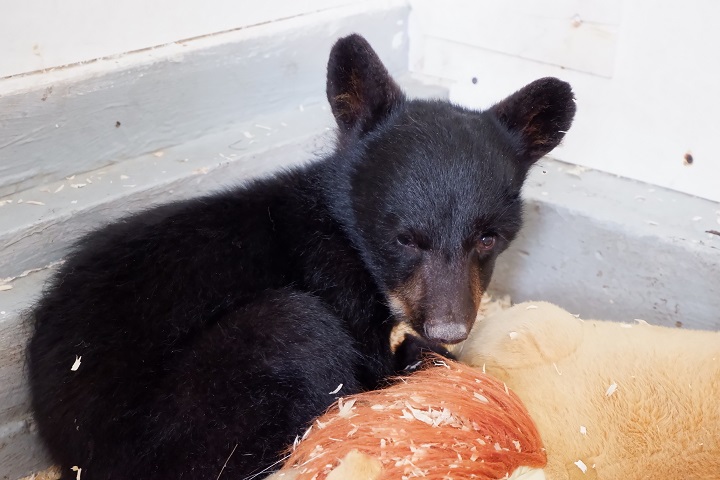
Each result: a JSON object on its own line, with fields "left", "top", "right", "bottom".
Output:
{"left": 272, "top": 358, "right": 547, "bottom": 480}
{"left": 455, "top": 301, "right": 720, "bottom": 479}
{"left": 273, "top": 301, "right": 720, "bottom": 480}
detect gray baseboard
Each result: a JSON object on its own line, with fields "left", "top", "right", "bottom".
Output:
{"left": 492, "top": 159, "right": 720, "bottom": 330}
{"left": 0, "top": 0, "right": 410, "bottom": 198}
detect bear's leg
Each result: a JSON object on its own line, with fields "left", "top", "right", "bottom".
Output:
{"left": 393, "top": 334, "right": 456, "bottom": 372}
{"left": 92, "top": 289, "right": 364, "bottom": 480}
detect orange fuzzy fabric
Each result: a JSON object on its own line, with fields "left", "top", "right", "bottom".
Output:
{"left": 279, "top": 357, "right": 545, "bottom": 479}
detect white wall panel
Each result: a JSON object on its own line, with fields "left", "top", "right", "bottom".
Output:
{"left": 410, "top": 0, "right": 720, "bottom": 203}
{"left": 0, "top": 0, "right": 357, "bottom": 78}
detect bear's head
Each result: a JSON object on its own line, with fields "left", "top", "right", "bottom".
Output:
{"left": 323, "top": 34, "right": 575, "bottom": 344}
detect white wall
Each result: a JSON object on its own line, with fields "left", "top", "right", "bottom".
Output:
{"left": 0, "top": 0, "right": 357, "bottom": 78}
{"left": 409, "top": 0, "right": 720, "bottom": 203}
{"left": 4, "top": 0, "right": 719, "bottom": 202}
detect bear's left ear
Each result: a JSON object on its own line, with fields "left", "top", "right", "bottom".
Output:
{"left": 326, "top": 34, "right": 404, "bottom": 140}
{"left": 489, "top": 77, "right": 576, "bottom": 164}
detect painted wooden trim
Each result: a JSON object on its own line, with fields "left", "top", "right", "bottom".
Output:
{"left": 0, "top": 0, "right": 410, "bottom": 198}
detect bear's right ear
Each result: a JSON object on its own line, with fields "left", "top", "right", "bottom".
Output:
{"left": 489, "top": 77, "right": 576, "bottom": 165}
{"left": 326, "top": 34, "right": 404, "bottom": 140}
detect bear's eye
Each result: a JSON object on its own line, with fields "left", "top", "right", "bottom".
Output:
{"left": 396, "top": 233, "right": 417, "bottom": 249}
{"left": 477, "top": 235, "right": 496, "bottom": 251}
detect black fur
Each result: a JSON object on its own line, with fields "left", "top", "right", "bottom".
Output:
{"left": 28, "top": 34, "right": 575, "bottom": 479}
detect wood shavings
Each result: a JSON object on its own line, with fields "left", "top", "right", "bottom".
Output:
{"left": 605, "top": 383, "right": 618, "bottom": 397}
{"left": 85, "top": 178, "right": 92, "bottom": 184}
{"left": 0, "top": 199, "right": 12, "bottom": 207}
{"left": 66, "top": 175, "right": 76, "bottom": 180}
{"left": 579, "top": 425, "right": 587, "bottom": 435}
{"left": 70, "top": 183, "right": 87, "bottom": 189}
{"left": 243, "top": 131, "right": 254, "bottom": 139}
{"left": 54, "top": 184, "right": 65, "bottom": 193}
{"left": 0, "top": 284, "right": 13, "bottom": 291}
{"left": 71, "top": 355, "right": 82, "bottom": 371}
{"left": 574, "top": 460, "right": 587, "bottom": 473}
{"left": 120, "top": 175, "right": 130, "bottom": 180}
{"left": 153, "top": 151, "right": 164, "bottom": 158}
{"left": 404, "top": 360, "right": 422, "bottom": 372}
{"left": 254, "top": 124, "right": 272, "bottom": 130}
{"left": 508, "top": 331, "right": 519, "bottom": 340}
{"left": 329, "top": 384, "right": 343, "bottom": 395}
{"left": 512, "top": 440, "right": 522, "bottom": 452}
{"left": 405, "top": 404, "right": 434, "bottom": 425}
{"left": 25, "top": 200, "right": 46, "bottom": 206}
{"left": 525, "top": 305, "right": 538, "bottom": 310}
{"left": 430, "top": 407, "right": 453, "bottom": 427}
{"left": 215, "top": 444, "right": 238, "bottom": 480}
{"left": 553, "top": 363, "right": 562, "bottom": 376}
{"left": 565, "top": 165, "right": 587, "bottom": 177}
{"left": 634, "top": 319, "right": 650, "bottom": 325}
{"left": 70, "top": 466, "right": 82, "bottom": 480}
{"left": 473, "top": 393, "right": 489, "bottom": 403}
{"left": 337, "top": 398, "right": 356, "bottom": 418}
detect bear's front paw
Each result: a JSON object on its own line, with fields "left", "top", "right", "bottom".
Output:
{"left": 393, "top": 334, "right": 456, "bottom": 372}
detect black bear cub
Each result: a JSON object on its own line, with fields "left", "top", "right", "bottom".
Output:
{"left": 28, "top": 34, "right": 575, "bottom": 479}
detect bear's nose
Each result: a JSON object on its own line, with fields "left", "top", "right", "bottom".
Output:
{"left": 424, "top": 322, "right": 469, "bottom": 344}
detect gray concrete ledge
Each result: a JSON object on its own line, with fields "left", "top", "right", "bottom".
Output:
{"left": 0, "top": 0, "right": 410, "bottom": 198}
{"left": 492, "top": 159, "right": 720, "bottom": 330}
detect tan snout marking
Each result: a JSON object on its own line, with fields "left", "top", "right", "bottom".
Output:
{"left": 387, "top": 260, "right": 487, "bottom": 350}
{"left": 387, "top": 269, "right": 425, "bottom": 352}
{"left": 387, "top": 293, "right": 411, "bottom": 320}
{"left": 387, "top": 267, "right": 425, "bottom": 322}
{"left": 469, "top": 262, "right": 485, "bottom": 322}
{"left": 389, "top": 321, "right": 419, "bottom": 353}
